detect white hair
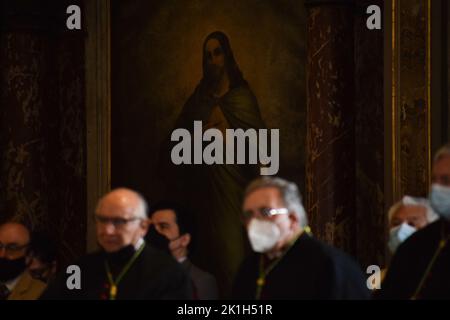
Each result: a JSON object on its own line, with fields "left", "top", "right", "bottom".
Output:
{"left": 434, "top": 143, "right": 450, "bottom": 163}
{"left": 245, "top": 177, "right": 308, "bottom": 228}
{"left": 388, "top": 195, "right": 438, "bottom": 224}
{"left": 134, "top": 192, "right": 149, "bottom": 219}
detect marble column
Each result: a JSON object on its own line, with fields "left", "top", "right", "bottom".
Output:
{"left": 354, "top": 0, "right": 385, "bottom": 268}
{"left": 0, "top": 0, "right": 86, "bottom": 263}
{"left": 305, "top": 0, "right": 356, "bottom": 255}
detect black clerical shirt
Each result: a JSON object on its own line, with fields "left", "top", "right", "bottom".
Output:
{"left": 377, "top": 218, "right": 450, "bottom": 300}
{"left": 40, "top": 243, "right": 191, "bottom": 300}
{"left": 232, "top": 233, "right": 370, "bottom": 299}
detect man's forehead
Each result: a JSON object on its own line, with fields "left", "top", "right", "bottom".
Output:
{"left": 433, "top": 155, "right": 450, "bottom": 173}
{"left": 395, "top": 205, "right": 426, "bottom": 218}
{"left": 244, "top": 187, "right": 283, "bottom": 208}
{"left": 97, "top": 191, "right": 140, "bottom": 217}
{"left": 152, "top": 209, "right": 176, "bottom": 223}
{"left": 97, "top": 200, "right": 137, "bottom": 218}
{"left": 0, "top": 223, "right": 30, "bottom": 243}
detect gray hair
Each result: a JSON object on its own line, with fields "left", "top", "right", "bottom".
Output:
{"left": 245, "top": 177, "right": 308, "bottom": 227}
{"left": 388, "top": 195, "right": 438, "bottom": 224}
{"left": 434, "top": 143, "right": 450, "bottom": 163}
{"left": 134, "top": 192, "right": 149, "bottom": 219}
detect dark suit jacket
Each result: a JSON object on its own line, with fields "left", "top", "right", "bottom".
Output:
{"left": 181, "top": 259, "right": 218, "bottom": 300}
{"left": 376, "top": 219, "right": 450, "bottom": 299}
{"left": 233, "top": 233, "right": 370, "bottom": 300}
{"left": 8, "top": 272, "right": 46, "bottom": 300}
{"left": 40, "top": 245, "right": 192, "bottom": 300}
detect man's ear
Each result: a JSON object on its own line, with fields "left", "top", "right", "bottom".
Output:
{"left": 288, "top": 213, "right": 299, "bottom": 230}
{"left": 140, "top": 218, "right": 151, "bottom": 232}
{"left": 25, "top": 255, "right": 33, "bottom": 266}
{"left": 180, "top": 233, "right": 191, "bottom": 247}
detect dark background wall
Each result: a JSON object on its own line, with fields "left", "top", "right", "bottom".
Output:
{"left": 0, "top": 0, "right": 86, "bottom": 264}
{"left": 0, "top": 0, "right": 446, "bottom": 278}
{"left": 354, "top": 0, "right": 385, "bottom": 268}
{"left": 111, "top": 0, "right": 307, "bottom": 201}
{"left": 106, "top": 0, "right": 388, "bottom": 272}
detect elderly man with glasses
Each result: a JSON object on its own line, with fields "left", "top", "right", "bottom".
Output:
{"left": 232, "top": 177, "right": 370, "bottom": 300}
{"left": 0, "top": 222, "right": 46, "bottom": 300}
{"left": 41, "top": 188, "right": 191, "bottom": 300}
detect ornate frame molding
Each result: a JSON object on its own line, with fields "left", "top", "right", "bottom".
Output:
{"left": 385, "top": 0, "right": 432, "bottom": 212}
{"left": 85, "top": 0, "right": 111, "bottom": 252}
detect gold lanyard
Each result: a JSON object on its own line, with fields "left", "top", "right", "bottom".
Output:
{"left": 411, "top": 223, "right": 450, "bottom": 300}
{"left": 255, "top": 228, "right": 311, "bottom": 300}
{"left": 104, "top": 243, "right": 145, "bottom": 300}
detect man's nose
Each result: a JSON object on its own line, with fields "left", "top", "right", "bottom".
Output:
{"left": 103, "top": 223, "right": 116, "bottom": 234}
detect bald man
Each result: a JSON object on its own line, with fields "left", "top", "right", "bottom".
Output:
{"left": 41, "top": 188, "right": 191, "bottom": 300}
{"left": 0, "top": 222, "right": 46, "bottom": 300}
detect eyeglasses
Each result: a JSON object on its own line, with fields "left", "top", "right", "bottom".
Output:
{"left": 0, "top": 243, "right": 29, "bottom": 254}
{"left": 242, "top": 207, "right": 289, "bottom": 221}
{"left": 94, "top": 215, "right": 142, "bottom": 228}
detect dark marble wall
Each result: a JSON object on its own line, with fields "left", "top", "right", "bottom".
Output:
{"left": 397, "top": 0, "right": 429, "bottom": 198}
{"left": 0, "top": 0, "right": 437, "bottom": 276}
{"left": 306, "top": 0, "right": 386, "bottom": 268}
{"left": 0, "top": 0, "right": 86, "bottom": 263}
{"left": 354, "top": 0, "right": 385, "bottom": 268}
{"left": 306, "top": 1, "right": 356, "bottom": 255}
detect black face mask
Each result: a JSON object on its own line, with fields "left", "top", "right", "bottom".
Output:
{"left": 145, "top": 225, "right": 170, "bottom": 255}
{"left": 0, "top": 257, "right": 27, "bottom": 282}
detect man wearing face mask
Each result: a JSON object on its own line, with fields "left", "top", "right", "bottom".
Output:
{"left": 378, "top": 144, "right": 450, "bottom": 299}
{"left": 40, "top": 188, "right": 191, "bottom": 300}
{"left": 387, "top": 196, "right": 438, "bottom": 255}
{"left": 148, "top": 201, "right": 219, "bottom": 299}
{"left": 232, "top": 177, "right": 370, "bottom": 299}
{"left": 0, "top": 222, "right": 46, "bottom": 300}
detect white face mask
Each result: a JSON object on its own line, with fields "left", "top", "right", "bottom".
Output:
{"left": 429, "top": 183, "right": 450, "bottom": 220}
{"left": 388, "top": 222, "right": 416, "bottom": 254}
{"left": 247, "top": 218, "right": 281, "bottom": 253}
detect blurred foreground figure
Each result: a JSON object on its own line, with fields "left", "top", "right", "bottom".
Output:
{"left": 0, "top": 222, "right": 46, "bottom": 300}
{"left": 378, "top": 144, "right": 450, "bottom": 299}
{"left": 41, "top": 188, "right": 191, "bottom": 300}
{"left": 387, "top": 196, "right": 438, "bottom": 254}
{"left": 232, "top": 177, "right": 370, "bottom": 299}
{"left": 149, "top": 201, "right": 218, "bottom": 299}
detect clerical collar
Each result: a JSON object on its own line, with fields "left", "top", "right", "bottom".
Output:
{"left": 265, "top": 230, "right": 303, "bottom": 260}
{"left": 134, "top": 238, "right": 144, "bottom": 251}
{"left": 410, "top": 219, "right": 450, "bottom": 299}
{"left": 104, "top": 242, "right": 146, "bottom": 300}
{"left": 266, "top": 250, "right": 282, "bottom": 260}
{"left": 104, "top": 239, "right": 144, "bottom": 269}
{"left": 256, "top": 232, "right": 302, "bottom": 299}
{"left": 177, "top": 256, "right": 187, "bottom": 264}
